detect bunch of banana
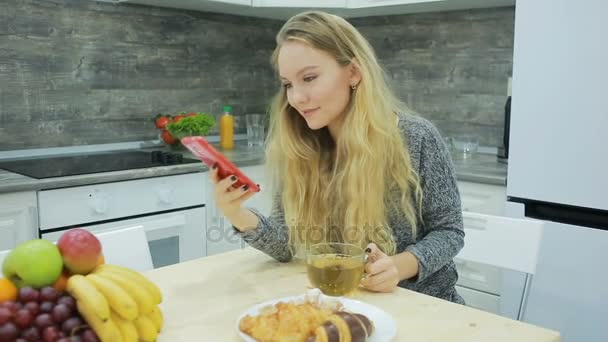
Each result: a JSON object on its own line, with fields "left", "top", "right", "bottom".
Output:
{"left": 66, "top": 264, "right": 164, "bottom": 342}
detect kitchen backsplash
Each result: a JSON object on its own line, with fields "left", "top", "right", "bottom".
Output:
{"left": 352, "top": 7, "right": 514, "bottom": 147}
{"left": 0, "top": 0, "right": 280, "bottom": 151}
{"left": 0, "top": 1, "right": 513, "bottom": 151}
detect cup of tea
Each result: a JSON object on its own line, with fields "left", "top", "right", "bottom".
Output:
{"left": 306, "top": 242, "right": 367, "bottom": 296}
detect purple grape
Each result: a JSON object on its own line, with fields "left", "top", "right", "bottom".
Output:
{"left": 40, "top": 301, "right": 54, "bottom": 313}
{"left": 20, "top": 326, "right": 40, "bottom": 341}
{"left": 23, "top": 302, "right": 39, "bottom": 316}
{"left": 0, "top": 307, "right": 12, "bottom": 325}
{"left": 62, "top": 317, "right": 83, "bottom": 335}
{"left": 57, "top": 339, "right": 70, "bottom": 342}
{"left": 15, "top": 338, "right": 28, "bottom": 342}
{"left": 1, "top": 301, "right": 21, "bottom": 314}
{"left": 0, "top": 322, "right": 19, "bottom": 341}
{"left": 81, "top": 329, "right": 100, "bottom": 342}
{"left": 42, "top": 325, "right": 61, "bottom": 342}
{"left": 35, "top": 313, "right": 55, "bottom": 330}
{"left": 69, "top": 336, "right": 83, "bottom": 342}
{"left": 40, "top": 287, "right": 60, "bottom": 303}
{"left": 57, "top": 296, "right": 76, "bottom": 312}
{"left": 18, "top": 287, "right": 40, "bottom": 303}
{"left": 13, "top": 308, "right": 34, "bottom": 328}
{"left": 52, "top": 304, "right": 72, "bottom": 323}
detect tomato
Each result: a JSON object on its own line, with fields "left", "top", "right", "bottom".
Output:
{"left": 173, "top": 114, "right": 186, "bottom": 123}
{"left": 187, "top": 112, "right": 197, "bottom": 117}
{"left": 155, "top": 116, "right": 171, "bottom": 129}
{"left": 161, "top": 130, "right": 177, "bottom": 145}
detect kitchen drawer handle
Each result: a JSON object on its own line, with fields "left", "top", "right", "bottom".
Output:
{"left": 455, "top": 260, "right": 488, "bottom": 283}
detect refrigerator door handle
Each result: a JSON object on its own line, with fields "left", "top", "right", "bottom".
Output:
{"left": 509, "top": 197, "right": 608, "bottom": 231}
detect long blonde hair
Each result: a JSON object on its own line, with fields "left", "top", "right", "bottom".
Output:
{"left": 265, "top": 11, "right": 422, "bottom": 255}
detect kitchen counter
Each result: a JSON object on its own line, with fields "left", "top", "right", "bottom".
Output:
{"left": 0, "top": 141, "right": 265, "bottom": 194}
{"left": 452, "top": 153, "right": 508, "bottom": 186}
{"left": 144, "top": 247, "right": 560, "bottom": 341}
{"left": 0, "top": 141, "right": 506, "bottom": 193}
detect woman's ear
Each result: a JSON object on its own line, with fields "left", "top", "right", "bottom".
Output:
{"left": 349, "top": 58, "right": 362, "bottom": 87}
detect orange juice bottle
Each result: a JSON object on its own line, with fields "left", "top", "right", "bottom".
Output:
{"left": 220, "top": 105, "right": 234, "bottom": 150}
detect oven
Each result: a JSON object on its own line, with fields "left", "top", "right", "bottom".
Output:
{"left": 38, "top": 173, "right": 207, "bottom": 268}
{"left": 0, "top": 149, "right": 207, "bottom": 268}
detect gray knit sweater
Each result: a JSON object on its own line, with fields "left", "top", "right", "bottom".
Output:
{"left": 237, "top": 113, "right": 465, "bottom": 304}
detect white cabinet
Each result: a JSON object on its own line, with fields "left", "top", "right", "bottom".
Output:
{"left": 457, "top": 181, "right": 506, "bottom": 216}
{"left": 122, "top": 0, "right": 514, "bottom": 19}
{"left": 0, "top": 192, "right": 38, "bottom": 252}
{"left": 456, "top": 285, "right": 501, "bottom": 314}
{"left": 348, "top": 0, "right": 437, "bottom": 8}
{"left": 205, "top": 164, "right": 273, "bottom": 256}
{"left": 253, "top": 0, "right": 346, "bottom": 7}
{"left": 213, "top": 0, "right": 251, "bottom": 5}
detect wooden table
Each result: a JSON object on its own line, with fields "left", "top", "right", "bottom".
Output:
{"left": 145, "top": 248, "right": 561, "bottom": 342}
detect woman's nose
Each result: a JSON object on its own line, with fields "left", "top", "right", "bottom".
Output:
{"left": 289, "top": 87, "right": 308, "bottom": 105}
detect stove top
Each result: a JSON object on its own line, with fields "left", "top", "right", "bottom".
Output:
{"left": 0, "top": 150, "right": 200, "bottom": 179}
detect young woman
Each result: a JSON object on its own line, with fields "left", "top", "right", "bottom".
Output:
{"left": 211, "top": 11, "right": 465, "bottom": 304}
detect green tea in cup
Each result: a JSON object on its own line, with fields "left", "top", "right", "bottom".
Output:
{"left": 306, "top": 243, "right": 366, "bottom": 296}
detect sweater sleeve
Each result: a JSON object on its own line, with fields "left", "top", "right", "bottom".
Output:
{"left": 405, "top": 123, "right": 465, "bottom": 283}
{"left": 234, "top": 192, "right": 292, "bottom": 262}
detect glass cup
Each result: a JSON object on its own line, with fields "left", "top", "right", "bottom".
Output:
{"left": 452, "top": 135, "right": 479, "bottom": 159}
{"left": 245, "top": 114, "right": 265, "bottom": 147}
{"left": 306, "top": 242, "right": 367, "bottom": 297}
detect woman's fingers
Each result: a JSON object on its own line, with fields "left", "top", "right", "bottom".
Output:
{"left": 362, "top": 244, "right": 399, "bottom": 293}
{"left": 234, "top": 190, "right": 256, "bottom": 206}
{"left": 365, "top": 256, "right": 392, "bottom": 276}
{"left": 215, "top": 175, "right": 238, "bottom": 196}
{"left": 225, "top": 185, "right": 253, "bottom": 203}
{"left": 365, "top": 243, "right": 387, "bottom": 271}
{"left": 362, "top": 268, "right": 391, "bottom": 287}
{"left": 209, "top": 164, "right": 219, "bottom": 183}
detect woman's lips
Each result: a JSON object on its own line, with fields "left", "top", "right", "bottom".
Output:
{"left": 301, "top": 108, "right": 320, "bottom": 117}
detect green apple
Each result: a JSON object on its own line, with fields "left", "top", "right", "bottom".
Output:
{"left": 2, "top": 239, "right": 63, "bottom": 288}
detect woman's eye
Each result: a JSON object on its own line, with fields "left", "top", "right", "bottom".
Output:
{"left": 303, "top": 75, "right": 317, "bottom": 82}
{"left": 282, "top": 83, "right": 292, "bottom": 89}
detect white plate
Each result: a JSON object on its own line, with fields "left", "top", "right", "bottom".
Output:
{"left": 236, "top": 294, "right": 397, "bottom": 342}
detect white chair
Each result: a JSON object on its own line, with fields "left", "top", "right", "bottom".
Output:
{"left": 456, "top": 211, "right": 544, "bottom": 320}
{"left": 0, "top": 249, "right": 9, "bottom": 268}
{"left": 96, "top": 225, "right": 154, "bottom": 272}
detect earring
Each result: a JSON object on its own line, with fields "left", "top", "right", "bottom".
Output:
{"left": 351, "top": 84, "right": 358, "bottom": 90}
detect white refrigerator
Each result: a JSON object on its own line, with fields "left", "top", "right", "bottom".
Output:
{"left": 506, "top": 0, "right": 608, "bottom": 341}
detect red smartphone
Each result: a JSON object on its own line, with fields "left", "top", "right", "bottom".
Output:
{"left": 180, "top": 136, "right": 260, "bottom": 192}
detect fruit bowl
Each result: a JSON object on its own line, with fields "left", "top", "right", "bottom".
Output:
{"left": 1, "top": 229, "right": 164, "bottom": 342}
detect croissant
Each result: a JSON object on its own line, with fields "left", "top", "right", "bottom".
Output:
{"left": 305, "top": 312, "right": 374, "bottom": 342}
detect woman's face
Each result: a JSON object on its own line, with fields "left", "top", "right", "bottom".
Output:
{"left": 277, "top": 40, "right": 359, "bottom": 132}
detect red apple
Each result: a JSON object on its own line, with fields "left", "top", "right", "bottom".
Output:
{"left": 57, "top": 229, "right": 102, "bottom": 275}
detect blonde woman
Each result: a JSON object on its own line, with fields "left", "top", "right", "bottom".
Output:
{"left": 211, "top": 11, "right": 465, "bottom": 303}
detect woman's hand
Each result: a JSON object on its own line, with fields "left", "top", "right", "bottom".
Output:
{"left": 210, "top": 165, "right": 255, "bottom": 220}
{"left": 360, "top": 243, "right": 400, "bottom": 293}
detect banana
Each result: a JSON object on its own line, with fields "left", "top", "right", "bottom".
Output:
{"left": 66, "top": 274, "right": 110, "bottom": 322}
{"left": 149, "top": 306, "right": 164, "bottom": 332}
{"left": 95, "top": 270, "right": 155, "bottom": 315}
{"left": 96, "top": 264, "right": 162, "bottom": 304}
{"left": 77, "top": 301, "right": 123, "bottom": 342}
{"left": 111, "top": 311, "right": 139, "bottom": 342}
{"left": 134, "top": 314, "right": 158, "bottom": 342}
{"left": 86, "top": 273, "right": 139, "bottom": 321}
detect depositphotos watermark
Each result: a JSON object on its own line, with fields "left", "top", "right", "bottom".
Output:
{"left": 205, "top": 217, "right": 396, "bottom": 244}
